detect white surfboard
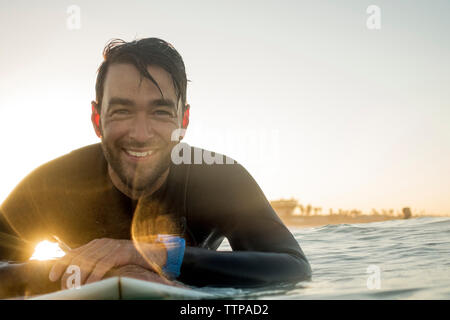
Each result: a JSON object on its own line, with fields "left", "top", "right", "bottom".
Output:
{"left": 31, "top": 277, "right": 215, "bottom": 300}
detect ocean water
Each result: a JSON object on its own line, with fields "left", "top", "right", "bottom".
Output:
{"left": 206, "top": 217, "right": 450, "bottom": 299}
{"left": 2, "top": 217, "right": 448, "bottom": 300}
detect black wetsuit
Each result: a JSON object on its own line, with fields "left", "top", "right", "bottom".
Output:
{"left": 0, "top": 143, "right": 311, "bottom": 287}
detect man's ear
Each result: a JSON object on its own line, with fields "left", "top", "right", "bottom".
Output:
{"left": 182, "top": 104, "right": 190, "bottom": 129}
{"left": 178, "top": 104, "right": 190, "bottom": 141}
{"left": 91, "top": 101, "right": 102, "bottom": 138}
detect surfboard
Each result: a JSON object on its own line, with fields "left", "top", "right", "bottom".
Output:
{"left": 30, "top": 277, "right": 215, "bottom": 300}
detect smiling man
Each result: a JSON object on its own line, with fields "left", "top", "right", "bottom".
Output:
{"left": 0, "top": 38, "right": 311, "bottom": 297}
{"left": 98, "top": 62, "right": 182, "bottom": 201}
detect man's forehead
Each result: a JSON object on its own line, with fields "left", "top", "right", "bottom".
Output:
{"left": 104, "top": 63, "right": 177, "bottom": 100}
{"left": 106, "top": 96, "right": 177, "bottom": 110}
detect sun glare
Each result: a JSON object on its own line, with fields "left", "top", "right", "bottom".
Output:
{"left": 29, "top": 240, "right": 66, "bottom": 261}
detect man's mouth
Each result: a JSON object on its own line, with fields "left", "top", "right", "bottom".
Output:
{"left": 124, "top": 149, "right": 154, "bottom": 159}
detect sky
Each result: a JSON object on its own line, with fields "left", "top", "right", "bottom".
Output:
{"left": 0, "top": 0, "right": 449, "bottom": 215}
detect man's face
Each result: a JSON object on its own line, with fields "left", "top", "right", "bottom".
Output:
{"left": 98, "top": 63, "right": 181, "bottom": 196}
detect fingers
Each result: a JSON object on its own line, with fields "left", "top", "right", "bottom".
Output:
{"left": 76, "top": 240, "right": 118, "bottom": 285}
{"left": 87, "top": 241, "right": 138, "bottom": 283}
{"left": 48, "top": 238, "right": 166, "bottom": 290}
{"left": 85, "top": 249, "right": 120, "bottom": 284}
{"left": 49, "top": 239, "right": 100, "bottom": 282}
{"left": 60, "top": 240, "right": 118, "bottom": 288}
{"left": 104, "top": 265, "right": 171, "bottom": 285}
{"left": 49, "top": 238, "right": 107, "bottom": 283}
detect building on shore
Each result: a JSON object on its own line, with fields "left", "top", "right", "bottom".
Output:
{"left": 270, "top": 198, "right": 298, "bottom": 219}
{"left": 269, "top": 198, "right": 409, "bottom": 227}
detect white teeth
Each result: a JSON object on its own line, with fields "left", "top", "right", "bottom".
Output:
{"left": 126, "top": 150, "right": 153, "bottom": 157}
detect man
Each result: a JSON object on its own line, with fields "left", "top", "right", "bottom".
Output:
{"left": 0, "top": 38, "right": 311, "bottom": 297}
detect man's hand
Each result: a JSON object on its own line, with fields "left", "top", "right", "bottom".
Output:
{"left": 48, "top": 238, "right": 167, "bottom": 289}
{"left": 104, "top": 264, "right": 186, "bottom": 288}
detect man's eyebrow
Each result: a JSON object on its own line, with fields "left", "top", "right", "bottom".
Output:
{"left": 107, "top": 97, "right": 177, "bottom": 110}
{"left": 150, "top": 98, "right": 176, "bottom": 109}
{"left": 107, "top": 97, "right": 136, "bottom": 107}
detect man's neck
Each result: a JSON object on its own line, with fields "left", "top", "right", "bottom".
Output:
{"left": 107, "top": 166, "right": 169, "bottom": 200}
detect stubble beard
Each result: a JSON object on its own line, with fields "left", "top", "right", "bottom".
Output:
{"left": 101, "top": 140, "right": 172, "bottom": 196}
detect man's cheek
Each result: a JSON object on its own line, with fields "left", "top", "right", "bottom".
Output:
{"left": 160, "top": 124, "right": 181, "bottom": 142}
{"left": 102, "top": 121, "right": 129, "bottom": 139}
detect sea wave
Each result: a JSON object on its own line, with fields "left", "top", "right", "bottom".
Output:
{"left": 216, "top": 217, "right": 450, "bottom": 299}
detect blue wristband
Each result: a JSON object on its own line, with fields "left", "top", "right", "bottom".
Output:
{"left": 156, "top": 235, "right": 186, "bottom": 279}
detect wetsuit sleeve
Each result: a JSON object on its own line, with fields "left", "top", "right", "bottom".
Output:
{"left": 0, "top": 209, "right": 30, "bottom": 262}
{"left": 178, "top": 161, "right": 312, "bottom": 287}
{"left": 0, "top": 163, "right": 59, "bottom": 262}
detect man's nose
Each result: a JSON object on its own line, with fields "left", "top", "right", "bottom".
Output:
{"left": 129, "top": 113, "right": 154, "bottom": 142}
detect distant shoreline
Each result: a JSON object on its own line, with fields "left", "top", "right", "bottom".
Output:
{"left": 281, "top": 215, "right": 410, "bottom": 228}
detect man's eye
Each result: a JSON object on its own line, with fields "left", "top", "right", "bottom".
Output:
{"left": 153, "top": 110, "right": 173, "bottom": 117}
{"left": 113, "top": 109, "right": 130, "bottom": 115}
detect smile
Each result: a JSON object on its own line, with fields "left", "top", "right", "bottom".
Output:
{"left": 124, "top": 149, "right": 154, "bottom": 159}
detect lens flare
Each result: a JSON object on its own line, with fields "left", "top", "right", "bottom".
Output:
{"left": 131, "top": 196, "right": 182, "bottom": 284}
{"left": 29, "top": 240, "right": 66, "bottom": 261}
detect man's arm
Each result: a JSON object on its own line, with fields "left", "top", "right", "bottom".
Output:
{"left": 178, "top": 211, "right": 312, "bottom": 287}
{"left": 0, "top": 261, "right": 60, "bottom": 299}
{"left": 0, "top": 210, "right": 33, "bottom": 262}
{"left": 177, "top": 155, "right": 312, "bottom": 287}
{"left": 0, "top": 262, "right": 26, "bottom": 298}
{"left": 180, "top": 247, "right": 311, "bottom": 287}
{"left": 0, "top": 212, "right": 59, "bottom": 298}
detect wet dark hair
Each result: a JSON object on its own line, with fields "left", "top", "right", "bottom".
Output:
{"left": 94, "top": 38, "right": 188, "bottom": 113}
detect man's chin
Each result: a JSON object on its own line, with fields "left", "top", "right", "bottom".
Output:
{"left": 122, "top": 178, "right": 153, "bottom": 194}
{"left": 120, "top": 168, "right": 169, "bottom": 197}
{"left": 105, "top": 147, "right": 171, "bottom": 198}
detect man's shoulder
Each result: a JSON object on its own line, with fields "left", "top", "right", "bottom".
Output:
{"left": 18, "top": 143, "right": 105, "bottom": 186}
{"left": 56, "top": 143, "right": 104, "bottom": 171}
{"left": 177, "top": 144, "right": 274, "bottom": 224}
{"left": 175, "top": 143, "right": 245, "bottom": 177}
{"left": 0, "top": 143, "right": 107, "bottom": 239}
{"left": 174, "top": 143, "right": 258, "bottom": 192}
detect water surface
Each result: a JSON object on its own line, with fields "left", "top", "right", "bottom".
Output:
{"left": 209, "top": 217, "right": 450, "bottom": 299}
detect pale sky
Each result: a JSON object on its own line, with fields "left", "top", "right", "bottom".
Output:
{"left": 0, "top": 0, "right": 449, "bottom": 215}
